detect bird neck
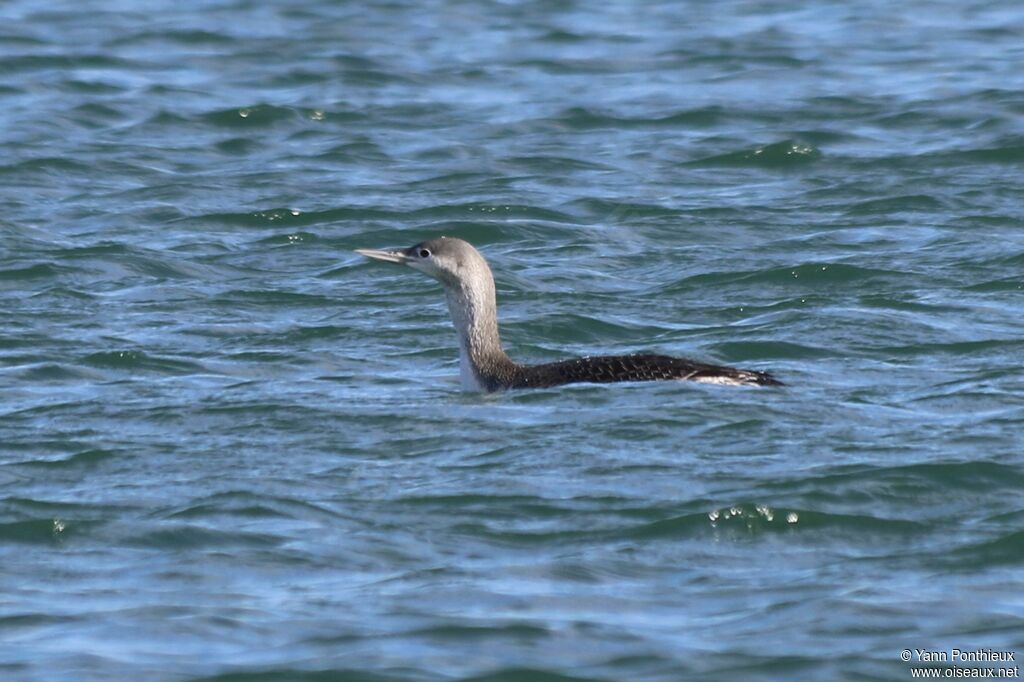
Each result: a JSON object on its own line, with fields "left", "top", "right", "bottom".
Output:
{"left": 443, "top": 275, "right": 518, "bottom": 390}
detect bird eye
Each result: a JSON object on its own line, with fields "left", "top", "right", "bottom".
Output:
{"left": 419, "top": 249, "right": 431, "bottom": 258}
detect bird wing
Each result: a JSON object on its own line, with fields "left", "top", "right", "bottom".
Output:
{"left": 512, "top": 353, "right": 781, "bottom": 388}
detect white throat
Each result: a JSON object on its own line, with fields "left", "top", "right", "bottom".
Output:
{"left": 444, "top": 281, "right": 500, "bottom": 392}
{"left": 457, "top": 342, "right": 486, "bottom": 391}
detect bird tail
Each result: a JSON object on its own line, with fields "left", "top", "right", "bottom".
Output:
{"left": 689, "top": 365, "right": 784, "bottom": 387}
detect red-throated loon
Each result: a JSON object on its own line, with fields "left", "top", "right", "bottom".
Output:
{"left": 355, "top": 237, "right": 782, "bottom": 391}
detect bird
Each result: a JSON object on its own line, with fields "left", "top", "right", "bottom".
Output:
{"left": 355, "top": 237, "right": 782, "bottom": 392}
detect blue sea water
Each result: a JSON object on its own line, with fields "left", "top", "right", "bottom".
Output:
{"left": 2, "top": 1, "right": 1023, "bottom": 680}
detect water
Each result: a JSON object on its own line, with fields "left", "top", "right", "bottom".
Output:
{"left": 2, "top": 1, "right": 1023, "bottom": 680}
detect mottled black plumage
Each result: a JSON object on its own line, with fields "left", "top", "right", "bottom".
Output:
{"left": 508, "top": 353, "right": 782, "bottom": 389}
